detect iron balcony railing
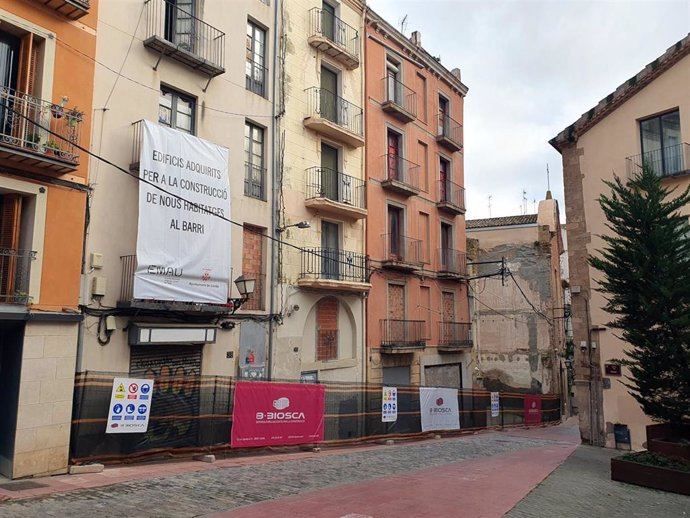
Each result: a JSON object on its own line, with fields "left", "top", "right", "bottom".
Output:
{"left": 438, "top": 248, "right": 467, "bottom": 276}
{"left": 144, "top": 0, "right": 225, "bottom": 76}
{"left": 381, "top": 319, "right": 426, "bottom": 349}
{"left": 438, "top": 179, "right": 466, "bottom": 211}
{"left": 439, "top": 322, "right": 472, "bottom": 348}
{"left": 305, "top": 87, "right": 363, "bottom": 137}
{"left": 300, "top": 247, "right": 368, "bottom": 283}
{"left": 244, "top": 162, "right": 266, "bottom": 201}
{"left": 382, "top": 76, "right": 417, "bottom": 117}
{"left": 382, "top": 234, "right": 423, "bottom": 266}
{"left": 317, "top": 329, "right": 338, "bottom": 361}
{"left": 305, "top": 167, "right": 366, "bottom": 209}
{"left": 0, "top": 248, "right": 36, "bottom": 305}
{"left": 437, "top": 112, "right": 463, "bottom": 150}
{"left": 0, "top": 87, "right": 82, "bottom": 165}
{"left": 245, "top": 59, "right": 267, "bottom": 97}
{"left": 383, "top": 154, "right": 421, "bottom": 190}
{"left": 308, "top": 7, "right": 360, "bottom": 59}
{"left": 626, "top": 143, "right": 690, "bottom": 179}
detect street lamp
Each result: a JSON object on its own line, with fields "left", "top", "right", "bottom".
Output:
{"left": 228, "top": 275, "right": 256, "bottom": 313}
{"left": 276, "top": 221, "right": 311, "bottom": 233}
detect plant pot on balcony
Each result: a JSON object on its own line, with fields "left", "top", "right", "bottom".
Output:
{"left": 646, "top": 423, "right": 690, "bottom": 461}
{"left": 51, "top": 104, "right": 65, "bottom": 119}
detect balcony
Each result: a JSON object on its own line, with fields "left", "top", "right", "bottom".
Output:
{"left": 307, "top": 8, "right": 360, "bottom": 70}
{"left": 305, "top": 167, "right": 366, "bottom": 220}
{"left": 626, "top": 143, "right": 690, "bottom": 180}
{"left": 381, "top": 77, "right": 416, "bottom": 123}
{"left": 303, "top": 87, "right": 364, "bottom": 148}
{"left": 143, "top": 0, "right": 225, "bottom": 77}
{"left": 438, "top": 322, "right": 472, "bottom": 352}
{"left": 381, "top": 234, "right": 423, "bottom": 271}
{"left": 0, "top": 249, "right": 36, "bottom": 305}
{"left": 32, "top": 0, "right": 90, "bottom": 20}
{"left": 437, "top": 248, "right": 467, "bottom": 279}
{"left": 119, "top": 255, "right": 234, "bottom": 314}
{"left": 298, "top": 248, "right": 371, "bottom": 293}
{"left": 246, "top": 59, "right": 267, "bottom": 97}
{"left": 436, "top": 113, "right": 463, "bottom": 152}
{"left": 381, "top": 154, "right": 421, "bottom": 196}
{"left": 244, "top": 162, "right": 266, "bottom": 201}
{"left": 380, "top": 319, "right": 426, "bottom": 352}
{"left": 0, "top": 88, "right": 82, "bottom": 174}
{"left": 437, "top": 180, "right": 466, "bottom": 215}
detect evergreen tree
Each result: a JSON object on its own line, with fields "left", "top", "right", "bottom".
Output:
{"left": 590, "top": 164, "right": 690, "bottom": 426}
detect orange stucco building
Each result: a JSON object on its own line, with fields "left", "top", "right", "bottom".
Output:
{"left": 0, "top": 0, "right": 96, "bottom": 478}
{"left": 364, "top": 10, "right": 471, "bottom": 387}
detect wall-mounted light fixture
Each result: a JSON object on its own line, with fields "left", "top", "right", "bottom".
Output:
{"left": 228, "top": 275, "right": 256, "bottom": 313}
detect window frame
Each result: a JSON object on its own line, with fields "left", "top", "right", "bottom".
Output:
{"left": 244, "top": 121, "right": 266, "bottom": 200}
{"left": 159, "top": 86, "right": 196, "bottom": 135}
{"left": 639, "top": 109, "right": 682, "bottom": 177}
{"left": 246, "top": 20, "right": 267, "bottom": 97}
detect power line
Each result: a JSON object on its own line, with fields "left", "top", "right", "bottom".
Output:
{"left": 468, "top": 283, "right": 533, "bottom": 324}
{"left": 0, "top": 100, "right": 366, "bottom": 272}
{"left": 507, "top": 271, "right": 553, "bottom": 323}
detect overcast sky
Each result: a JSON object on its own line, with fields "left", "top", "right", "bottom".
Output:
{"left": 368, "top": 0, "right": 690, "bottom": 219}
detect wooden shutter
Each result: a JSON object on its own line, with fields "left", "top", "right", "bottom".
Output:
{"left": 0, "top": 194, "right": 23, "bottom": 301}
{"left": 17, "top": 33, "right": 35, "bottom": 95}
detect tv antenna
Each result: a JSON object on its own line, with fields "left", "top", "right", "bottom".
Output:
{"left": 488, "top": 195, "right": 492, "bottom": 218}
{"left": 399, "top": 15, "right": 408, "bottom": 35}
{"left": 522, "top": 189, "right": 528, "bottom": 215}
{"left": 547, "top": 164, "right": 551, "bottom": 191}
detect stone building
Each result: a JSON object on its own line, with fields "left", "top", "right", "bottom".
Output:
{"left": 550, "top": 33, "right": 690, "bottom": 450}
{"left": 466, "top": 194, "right": 567, "bottom": 403}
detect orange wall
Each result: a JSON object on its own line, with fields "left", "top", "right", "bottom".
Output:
{"left": 1, "top": 0, "right": 98, "bottom": 309}
{"left": 365, "top": 21, "right": 469, "bottom": 349}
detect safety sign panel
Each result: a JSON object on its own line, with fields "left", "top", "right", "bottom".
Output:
{"left": 382, "top": 386, "right": 398, "bottom": 423}
{"left": 106, "top": 377, "right": 154, "bottom": 434}
{"left": 490, "top": 392, "right": 500, "bottom": 418}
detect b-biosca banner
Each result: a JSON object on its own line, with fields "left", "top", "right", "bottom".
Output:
{"left": 420, "top": 387, "right": 460, "bottom": 432}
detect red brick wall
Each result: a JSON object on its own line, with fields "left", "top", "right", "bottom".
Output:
{"left": 442, "top": 291, "right": 455, "bottom": 322}
{"left": 387, "top": 284, "right": 405, "bottom": 319}
{"left": 242, "top": 225, "right": 264, "bottom": 310}
{"left": 316, "top": 297, "right": 339, "bottom": 361}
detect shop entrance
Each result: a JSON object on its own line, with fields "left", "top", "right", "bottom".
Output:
{"left": 0, "top": 322, "right": 24, "bottom": 478}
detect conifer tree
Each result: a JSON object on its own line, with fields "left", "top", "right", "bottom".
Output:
{"left": 590, "top": 164, "right": 690, "bottom": 426}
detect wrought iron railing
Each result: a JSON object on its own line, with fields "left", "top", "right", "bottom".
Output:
{"left": 244, "top": 162, "right": 266, "bottom": 200}
{"left": 317, "top": 329, "right": 338, "bottom": 361}
{"left": 0, "top": 87, "right": 82, "bottom": 164}
{"left": 381, "top": 319, "right": 425, "bottom": 348}
{"left": 305, "top": 87, "right": 363, "bottom": 137}
{"left": 439, "top": 322, "right": 472, "bottom": 348}
{"left": 144, "top": 0, "right": 225, "bottom": 73}
{"left": 245, "top": 59, "right": 267, "bottom": 97}
{"left": 242, "top": 273, "right": 265, "bottom": 311}
{"left": 438, "top": 179, "right": 465, "bottom": 211}
{"left": 438, "top": 248, "right": 467, "bottom": 276}
{"left": 301, "top": 247, "right": 368, "bottom": 283}
{"left": 382, "top": 234, "right": 423, "bottom": 265}
{"left": 382, "top": 76, "right": 417, "bottom": 117}
{"left": 0, "top": 248, "right": 36, "bottom": 304}
{"left": 626, "top": 143, "right": 690, "bottom": 179}
{"left": 437, "top": 112, "right": 463, "bottom": 150}
{"left": 383, "top": 154, "right": 420, "bottom": 189}
{"left": 308, "top": 8, "right": 360, "bottom": 59}
{"left": 305, "top": 167, "right": 366, "bottom": 209}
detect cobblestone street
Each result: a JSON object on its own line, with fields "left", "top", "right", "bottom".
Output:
{"left": 0, "top": 423, "right": 687, "bottom": 517}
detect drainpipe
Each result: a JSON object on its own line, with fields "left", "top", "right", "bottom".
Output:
{"left": 267, "top": 0, "right": 281, "bottom": 381}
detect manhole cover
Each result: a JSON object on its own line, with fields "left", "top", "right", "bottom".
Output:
{"left": 0, "top": 481, "right": 48, "bottom": 491}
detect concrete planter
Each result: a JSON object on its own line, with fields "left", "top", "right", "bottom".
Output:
{"left": 646, "top": 423, "right": 690, "bottom": 461}
{"left": 611, "top": 456, "right": 690, "bottom": 496}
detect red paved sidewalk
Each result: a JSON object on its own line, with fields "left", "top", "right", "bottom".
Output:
{"left": 209, "top": 441, "right": 578, "bottom": 518}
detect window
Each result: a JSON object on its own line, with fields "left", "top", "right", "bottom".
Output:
{"left": 438, "top": 95, "right": 450, "bottom": 136}
{"left": 416, "top": 73, "right": 427, "bottom": 122}
{"left": 640, "top": 110, "right": 682, "bottom": 176}
{"left": 316, "top": 297, "right": 339, "bottom": 361}
{"left": 246, "top": 22, "right": 267, "bottom": 97}
{"left": 159, "top": 87, "right": 195, "bottom": 134}
{"left": 418, "top": 211, "right": 430, "bottom": 264}
{"left": 418, "top": 140, "right": 429, "bottom": 191}
{"left": 386, "top": 129, "right": 402, "bottom": 180}
{"left": 321, "top": 220, "right": 340, "bottom": 279}
{"left": 387, "top": 205, "right": 403, "bottom": 259}
{"left": 244, "top": 122, "right": 265, "bottom": 199}
{"left": 439, "top": 156, "right": 451, "bottom": 202}
{"left": 386, "top": 56, "right": 402, "bottom": 104}
{"left": 440, "top": 222, "right": 453, "bottom": 269}
{"left": 164, "top": 0, "right": 196, "bottom": 52}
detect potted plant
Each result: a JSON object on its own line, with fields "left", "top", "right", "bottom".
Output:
{"left": 26, "top": 132, "right": 41, "bottom": 151}
{"left": 51, "top": 96, "right": 69, "bottom": 119}
{"left": 67, "top": 107, "right": 83, "bottom": 127}
{"left": 45, "top": 140, "right": 60, "bottom": 157}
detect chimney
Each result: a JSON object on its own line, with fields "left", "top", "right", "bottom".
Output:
{"left": 451, "top": 68, "right": 462, "bottom": 81}
{"left": 410, "top": 31, "right": 421, "bottom": 46}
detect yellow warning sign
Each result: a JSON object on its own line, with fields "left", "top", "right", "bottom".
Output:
{"left": 116, "top": 383, "right": 125, "bottom": 393}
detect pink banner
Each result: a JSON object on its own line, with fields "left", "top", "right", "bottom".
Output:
{"left": 231, "top": 381, "right": 326, "bottom": 448}
{"left": 524, "top": 395, "right": 542, "bottom": 424}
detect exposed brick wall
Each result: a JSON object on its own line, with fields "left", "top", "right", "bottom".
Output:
{"left": 442, "top": 291, "right": 455, "bottom": 322}
{"left": 316, "top": 297, "right": 339, "bottom": 361}
{"left": 242, "top": 225, "right": 265, "bottom": 311}
{"left": 387, "top": 284, "right": 405, "bottom": 319}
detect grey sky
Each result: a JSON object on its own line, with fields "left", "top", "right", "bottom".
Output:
{"left": 368, "top": 0, "right": 690, "bottom": 219}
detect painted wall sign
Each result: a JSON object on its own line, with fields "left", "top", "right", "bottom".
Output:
{"left": 231, "top": 381, "right": 325, "bottom": 447}
{"left": 419, "top": 387, "right": 460, "bottom": 432}
{"left": 134, "top": 120, "right": 230, "bottom": 304}
{"left": 604, "top": 363, "right": 622, "bottom": 376}
{"left": 106, "top": 377, "right": 154, "bottom": 433}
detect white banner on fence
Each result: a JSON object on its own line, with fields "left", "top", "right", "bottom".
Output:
{"left": 134, "top": 120, "right": 230, "bottom": 303}
{"left": 106, "top": 377, "right": 154, "bottom": 434}
{"left": 491, "top": 392, "right": 500, "bottom": 418}
{"left": 419, "top": 387, "right": 460, "bottom": 432}
{"left": 382, "top": 386, "right": 398, "bottom": 422}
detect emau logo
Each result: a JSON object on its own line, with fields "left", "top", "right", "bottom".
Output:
{"left": 273, "top": 397, "right": 290, "bottom": 410}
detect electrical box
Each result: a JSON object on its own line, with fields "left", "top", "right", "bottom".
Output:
{"left": 105, "top": 315, "right": 117, "bottom": 331}
{"left": 90, "top": 252, "right": 104, "bottom": 269}
{"left": 92, "top": 276, "right": 107, "bottom": 297}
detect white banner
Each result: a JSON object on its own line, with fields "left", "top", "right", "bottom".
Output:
{"left": 134, "top": 120, "right": 230, "bottom": 303}
{"left": 420, "top": 387, "right": 460, "bottom": 432}
{"left": 106, "top": 378, "right": 154, "bottom": 434}
{"left": 491, "top": 392, "right": 500, "bottom": 418}
{"left": 382, "top": 386, "right": 397, "bottom": 423}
